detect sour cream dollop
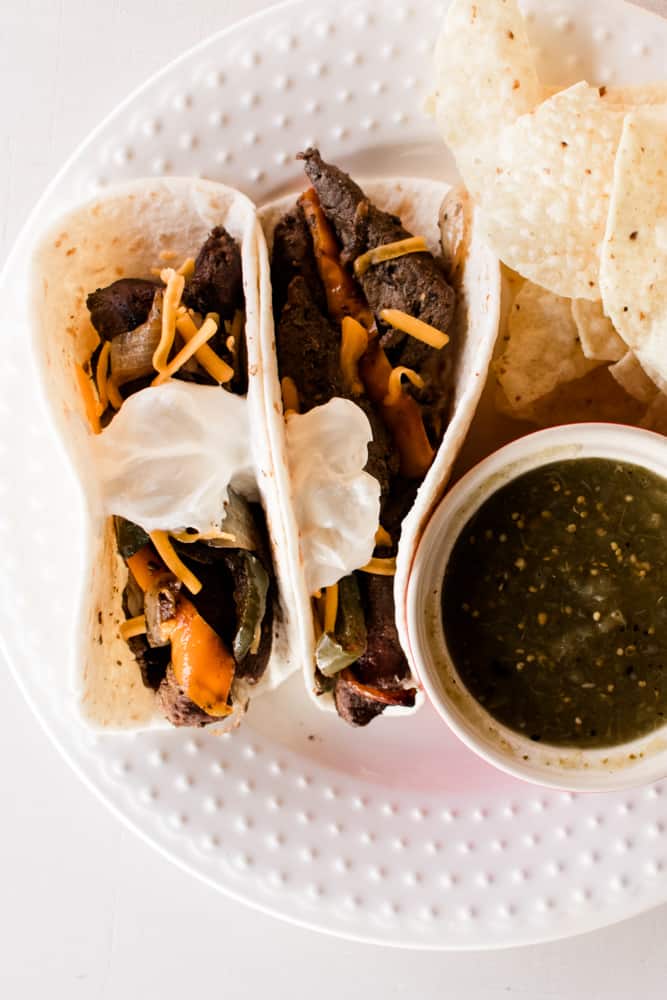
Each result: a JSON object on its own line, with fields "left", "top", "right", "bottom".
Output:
{"left": 95, "top": 381, "right": 256, "bottom": 533}
{"left": 285, "top": 397, "right": 381, "bottom": 595}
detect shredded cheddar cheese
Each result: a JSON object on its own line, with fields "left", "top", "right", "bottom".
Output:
{"left": 153, "top": 313, "right": 222, "bottom": 386}
{"left": 375, "top": 526, "right": 392, "bottom": 548}
{"left": 95, "top": 342, "right": 111, "bottom": 413}
{"left": 149, "top": 530, "right": 203, "bottom": 595}
{"left": 383, "top": 366, "right": 425, "bottom": 407}
{"left": 323, "top": 584, "right": 339, "bottom": 634}
{"left": 175, "top": 311, "right": 234, "bottom": 384}
{"left": 313, "top": 591, "right": 327, "bottom": 632}
{"left": 119, "top": 615, "right": 148, "bottom": 641}
{"left": 311, "top": 601, "right": 324, "bottom": 640}
{"left": 75, "top": 364, "right": 101, "bottom": 434}
{"left": 281, "top": 376, "right": 300, "bottom": 416}
{"left": 152, "top": 268, "right": 185, "bottom": 373}
{"left": 340, "top": 316, "right": 368, "bottom": 395}
{"left": 380, "top": 308, "right": 450, "bottom": 350}
{"left": 107, "top": 377, "right": 124, "bottom": 411}
{"left": 177, "top": 257, "right": 196, "bottom": 278}
{"left": 359, "top": 557, "right": 397, "bottom": 576}
{"left": 172, "top": 529, "right": 236, "bottom": 545}
{"left": 354, "top": 236, "right": 429, "bottom": 276}
{"left": 230, "top": 309, "right": 244, "bottom": 345}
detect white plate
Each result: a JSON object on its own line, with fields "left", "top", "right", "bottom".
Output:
{"left": 3, "top": 0, "right": 667, "bottom": 951}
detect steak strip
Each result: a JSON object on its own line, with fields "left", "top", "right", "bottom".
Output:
{"left": 300, "top": 148, "right": 457, "bottom": 423}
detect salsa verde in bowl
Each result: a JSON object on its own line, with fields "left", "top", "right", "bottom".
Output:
{"left": 406, "top": 424, "right": 667, "bottom": 791}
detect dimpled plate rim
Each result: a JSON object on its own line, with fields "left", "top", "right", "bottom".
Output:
{"left": 2, "top": 0, "right": 667, "bottom": 950}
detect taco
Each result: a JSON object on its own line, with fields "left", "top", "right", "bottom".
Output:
{"left": 32, "top": 178, "right": 299, "bottom": 730}
{"left": 259, "top": 150, "right": 500, "bottom": 726}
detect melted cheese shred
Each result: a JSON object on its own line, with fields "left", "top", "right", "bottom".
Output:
{"left": 171, "top": 528, "right": 237, "bottom": 545}
{"left": 152, "top": 268, "right": 185, "bottom": 373}
{"left": 340, "top": 316, "right": 368, "bottom": 395}
{"left": 149, "top": 530, "right": 203, "bottom": 595}
{"left": 229, "top": 310, "right": 244, "bottom": 345}
{"left": 383, "top": 366, "right": 425, "bottom": 407}
{"left": 152, "top": 313, "right": 222, "bottom": 387}
{"left": 281, "top": 376, "right": 300, "bottom": 416}
{"left": 177, "top": 257, "right": 196, "bottom": 278}
{"left": 107, "top": 377, "right": 124, "bottom": 411}
{"left": 374, "top": 525, "right": 392, "bottom": 548}
{"left": 323, "top": 583, "right": 339, "bottom": 634}
{"left": 119, "top": 615, "right": 147, "bottom": 641}
{"left": 95, "top": 342, "right": 112, "bottom": 413}
{"left": 359, "top": 557, "right": 397, "bottom": 576}
{"left": 75, "top": 363, "right": 101, "bottom": 434}
{"left": 354, "top": 236, "right": 429, "bottom": 277}
{"left": 380, "top": 308, "right": 450, "bottom": 350}
{"left": 175, "top": 310, "right": 234, "bottom": 384}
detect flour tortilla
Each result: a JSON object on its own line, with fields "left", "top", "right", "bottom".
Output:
{"left": 259, "top": 178, "right": 501, "bottom": 716}
{"left": 31, "top": 178, "right": 300, "bottom": 731}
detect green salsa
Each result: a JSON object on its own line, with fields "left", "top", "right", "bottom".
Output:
{"left": 442, "top": 458, "right": 667, "bottom": 748}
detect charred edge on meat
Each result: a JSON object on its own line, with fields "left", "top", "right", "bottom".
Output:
{"left": 87, "top": 278, "right": 159, "bottom": 341}
{"left": 299, "top": 147, "right": 457, "bottom": 435}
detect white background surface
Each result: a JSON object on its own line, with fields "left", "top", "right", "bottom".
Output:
{"left": 2, "top": 1, "right": 667, "bottom": 996}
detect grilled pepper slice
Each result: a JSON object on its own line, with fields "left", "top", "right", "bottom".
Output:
{"left": 315, "top": 574, "right": 367, "bottom": 677}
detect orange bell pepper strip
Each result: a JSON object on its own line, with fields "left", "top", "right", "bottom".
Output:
{"left": 299, "top": 188, "right": 435, "bottom": 480}
{"left": 359, "top": 340, "right": 435, "bottom": 479}
{"left": 126, "top": 545, "right": 234, "bottom": 717}
{"left": 299, "top": 188, "right": 375, "bottom": 330}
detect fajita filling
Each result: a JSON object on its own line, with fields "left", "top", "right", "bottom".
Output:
{"left": 78, "top": 227, "right": 276, "bottom": 727}
{"left": 271, "top": 149, "right": 457, "bottom": 726}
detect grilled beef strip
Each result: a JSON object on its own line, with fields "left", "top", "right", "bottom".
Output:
{"left": 334, "top": 667, "right": 417, "bottom": 727}
{"left": 300, "top": 148, "right": 457, "bottom": 429}
{"left": 271, "top": 205, "right": 328, "bottom": 319}
{"left": 183, "top": 225, "right": 243, "bottom": 321}
{"left": 351, "top": 574, "right": 411, "bottom": 689}
{"left": 86, "top": 278, "right": 159, "bottom": 341}
{"left": 158, "top": 665, "right": 220, "bottom": 727}
{"left": 277, "top": 276, "right": 346, "bottom": 409}
{"left": 333, "top": 673, "right": 388, "bottom": 727}
{"left": 277, "top": 275, "right": 397, "bottom": 499}
{"left": 183, "top": 225, "right": 247, "bottom": 393}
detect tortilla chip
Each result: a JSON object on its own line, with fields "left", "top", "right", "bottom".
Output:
{"left": 545, "top": 83, "right": 667, "bottom": 108}
{"left": 635, "top": 350, "right": 667, "bottom": 395}
{"left": 599, "top": 84, "right": 667, "bottom": 108}
{"left": 432, "top": 0, "right": 540, "bottom": 157}
{"left": 493, "top": 281, "right": 599, "bottom": 409}
{"left": 600, "top": 109, "right": 667, "bottom": 387}
{"left": 571, "top": 299, "right": 626, "bottom": 362}
{"left": 609, "top": 352, "right": 660, "bottom": 405}
{"left": 641, "top": 394, "right": 667, "bottom": 435}
{"left": 467, "top": 85, "right": 626, "bottom": 300}
{"left": 496, "top": 366, "right": 646, "bottom": 429}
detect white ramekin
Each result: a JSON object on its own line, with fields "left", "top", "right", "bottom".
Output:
{"left": 406, "top": 423, "right": 667, "bottom": 792}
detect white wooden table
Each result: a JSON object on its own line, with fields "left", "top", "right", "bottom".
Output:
{"left": 2, "top": 2, "right": 667, "bottom": 996}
